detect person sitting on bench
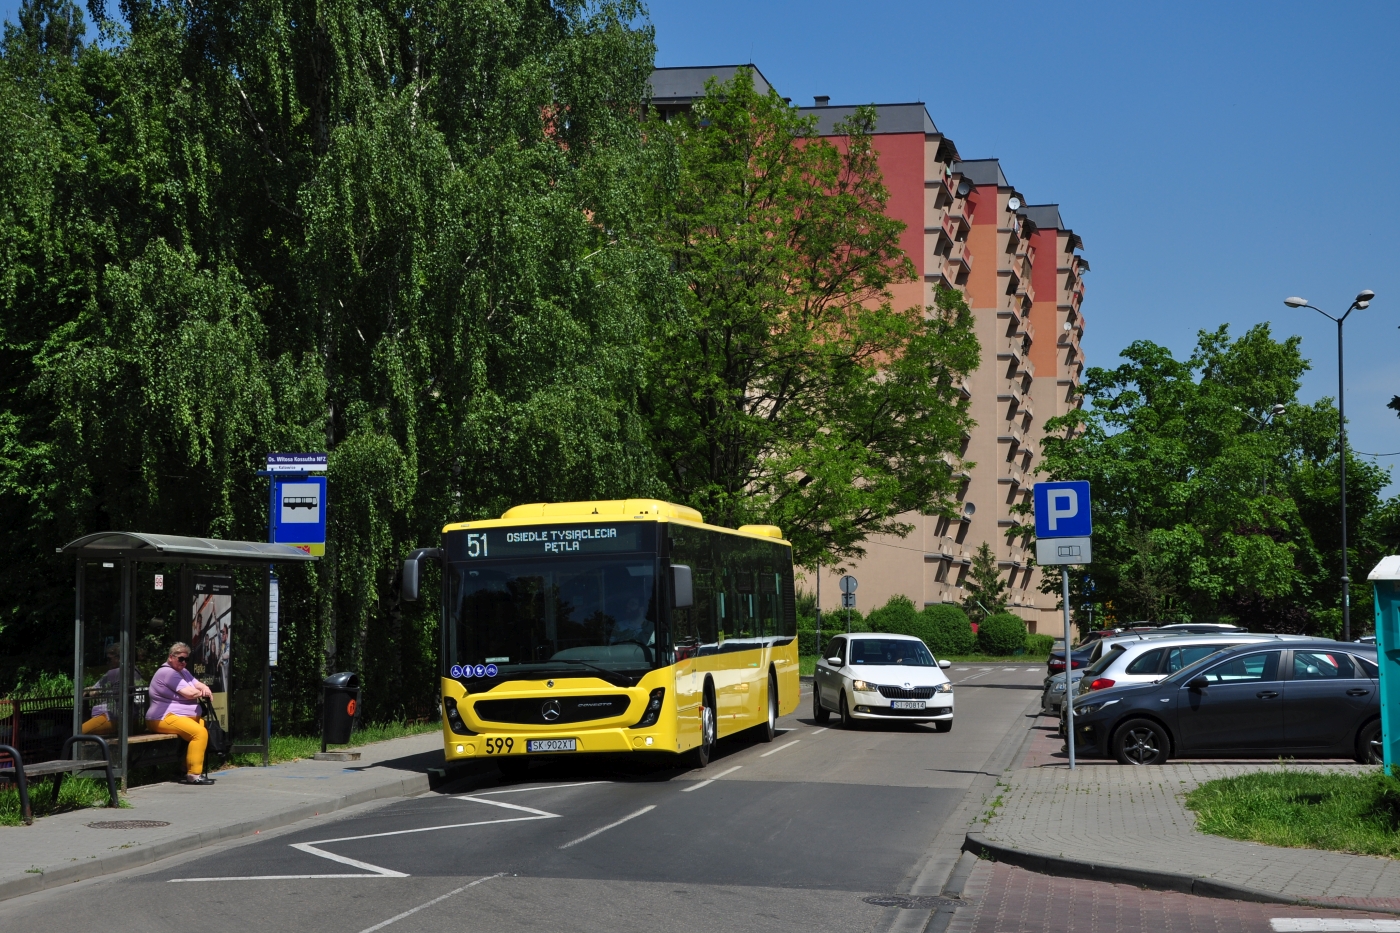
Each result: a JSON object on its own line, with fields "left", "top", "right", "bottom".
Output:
{"left": 146, "top": 642, "right": 216, "bottom": 785}
{"left": 82, "top": 644, "right": 147, "bottom": 736}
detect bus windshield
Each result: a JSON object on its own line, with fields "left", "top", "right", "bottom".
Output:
{"left": 449, "top": 556, "right": 660, "bottom": 684}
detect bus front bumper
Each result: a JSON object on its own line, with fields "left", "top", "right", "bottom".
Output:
{"left": 443, "top": 725, "right": 681, "bottom": 760}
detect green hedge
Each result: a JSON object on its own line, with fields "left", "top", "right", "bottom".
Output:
{"left": 864, "top": 596, "right": 976, "bottom": 657}
{"left": 1026, "top": 633, "right": 1055, "bottom": 655}
{"left": 978, "top": 612, "right": 1028, "bottom": 655}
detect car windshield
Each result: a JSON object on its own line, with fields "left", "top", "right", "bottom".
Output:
{"left": 849, "top": 639, "right": 936, "bottom": 666}
{"left": 1083, "top": 646, "right": 1124, "bottom": 676}
{"left": 449, "top": 557, "right": 660, "bottom": 683}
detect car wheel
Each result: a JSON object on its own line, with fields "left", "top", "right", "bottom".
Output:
{"left": 496, "top": 757, "right": 529, "bottom": 778}
{"left": 1356, "top": 719, "right": 1383, "bottom": 765}
{"left": 839, "top": 691, "right": 858, "bottom": 729}
{"left": 760, "top": 673, "right": 778, "bottom": 743}
{"left": 1112, "top": 718, "right": 1170, "bottom": 766}
{"left": 933, "top": 719, "right": 952, "bottom": 733}
{"left": 691, "top": 684, "right": 717, "bottom": 768}
{"left": 812, "top": 682, "right": 831, "bottom": 724}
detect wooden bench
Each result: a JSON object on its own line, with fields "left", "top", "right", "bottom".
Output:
{"left": 0, "top": 736, "right": 119, "bottom": 825}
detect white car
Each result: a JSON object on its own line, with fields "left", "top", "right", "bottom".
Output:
{"left": 812, "top": 634, "right": 954, "bottom": 731}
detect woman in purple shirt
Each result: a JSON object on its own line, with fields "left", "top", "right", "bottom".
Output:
{"left": 146, "top": 642, "right": 216, "bottom": 785}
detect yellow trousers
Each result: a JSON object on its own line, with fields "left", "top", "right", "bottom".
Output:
{"left": 81, "top": 714, "right": 115, "bottom": 735}
{"left": 147, "top": 714, "right": 208, "bottom": 775}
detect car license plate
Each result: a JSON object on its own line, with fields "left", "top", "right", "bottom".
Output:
{"left": 527, "top": 738, "right": 577, "bottom": 753}
{"left": 891, "top": 700, "right": 926, "bottom": 710}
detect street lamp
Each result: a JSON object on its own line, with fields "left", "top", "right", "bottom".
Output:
{"left": 1284, "top": 289, "right": 1376, "bottom": 641}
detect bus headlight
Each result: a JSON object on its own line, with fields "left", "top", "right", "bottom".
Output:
{"left": 631, "top": 688, "right": 666, "bottom": 729}
{"left": 443, "top": 696, "right": 474, "bottom": 735}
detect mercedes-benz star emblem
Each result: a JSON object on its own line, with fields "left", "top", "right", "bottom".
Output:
{"left": 542, "top": 700, "right": 561, "bottom": 722}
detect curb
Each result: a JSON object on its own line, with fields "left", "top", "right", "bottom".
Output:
{"left": 0, "top": 772, "right": 430, "bottom": 903}
{"left": 962, "top": 833, "right": 1400, "bottom": 915}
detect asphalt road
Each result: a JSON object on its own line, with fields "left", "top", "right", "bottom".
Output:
{"left": 0, "top": 665, "right": 1047, "bottom": 933}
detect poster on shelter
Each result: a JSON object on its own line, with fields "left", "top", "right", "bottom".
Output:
{"left": 192, "top": 574, "right": 233, "bottom": 726}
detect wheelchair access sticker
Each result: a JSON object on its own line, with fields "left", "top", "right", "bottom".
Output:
{"left": 450, "top": 664, "right": 498, "bottom": 679}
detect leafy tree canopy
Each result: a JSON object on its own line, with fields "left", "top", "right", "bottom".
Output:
{"left": 1037, "top": 324, "right": 1397, "bottom": 633}
{"left": 645, "top": 69, "right": 981, "bottom": 569}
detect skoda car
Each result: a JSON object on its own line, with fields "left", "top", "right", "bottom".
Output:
{"left": 813, "top": 634, "right": 954, "bottom": 730}
{"left": 1068, "top": 641, "right": 1382, "bottom": 765}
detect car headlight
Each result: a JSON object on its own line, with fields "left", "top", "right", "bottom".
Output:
{"left": 852, "top": 680, "right": 877, "bottom": 692}
{"left": 933, "top": 682, "right": 953, "bottom": 694}
{"left": 1052, "top": 682, "right": 1067, "bottom": 693}
{"left": 1075, "top": 698, "right": 1119, "bottom": 716}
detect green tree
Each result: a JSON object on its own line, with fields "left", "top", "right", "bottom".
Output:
{"left": 0, "top": 0, "right": 663, "bottom": 712}
{"left": 961, "top": 542, "right": 1008, "bottom": 624}
{"left": 1038, "top": 324, "right": 1397, "bottom": 631}
{"left": 646, "top": 69, "right": 980, "bottom": 569}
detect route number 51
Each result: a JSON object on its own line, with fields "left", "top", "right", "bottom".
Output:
{"left": 466, "top": 533, "right": 489, "bottom": 558}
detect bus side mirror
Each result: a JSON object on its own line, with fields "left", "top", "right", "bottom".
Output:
{"left": 672, "top": 565, "right": 694, "bottom": 609}
{"left": 402, "top": 548, "right": 443, "bottom": 603}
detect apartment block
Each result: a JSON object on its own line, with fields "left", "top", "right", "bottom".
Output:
{"left": 647, "top": 67, "right": 1088, "bottom": 633}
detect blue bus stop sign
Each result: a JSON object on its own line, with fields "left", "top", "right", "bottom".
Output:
{"left": 1369, "top": 555, "right": 1400, "bottom": 771}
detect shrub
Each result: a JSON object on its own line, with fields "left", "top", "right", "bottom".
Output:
{"left": 799, "top": 607, "right": 866, "bottom": 655}
{"left": 866, "top": 594, "right": 920, "bottom": 636}
{"left": 1026, "top": 633, "right": 1055, "bottom": 656}
{"left": 978, "top": 613, "right": 1028, "bottom": 656}
{"left": 921, "top": 604, "right": 976, "bottom": 656}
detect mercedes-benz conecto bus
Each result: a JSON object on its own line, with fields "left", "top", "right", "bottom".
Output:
{"left": 402, "top": 499, "right": 800, "bottom": 773}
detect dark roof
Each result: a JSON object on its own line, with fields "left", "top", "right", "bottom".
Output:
{"left": 648, "top": 65, "right": 774, "bottom": 104}
{"left": 1019, "top": 204, "right": 1064, "bottom": 230}
{"left": 796, "top": 102, "right": 938, "bottom": 136}
{"left": 952, "top": 159, "right": 1009, "bottom": 188}
{"left": 61, "top": 532, "right": 319, "bottom": 565}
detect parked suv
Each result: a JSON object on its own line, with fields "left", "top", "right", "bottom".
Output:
{"left": 1042, "top": 632, "right": 1177, "bottom": 713}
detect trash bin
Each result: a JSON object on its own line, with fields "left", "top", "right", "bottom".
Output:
{"left": 321, "top": 672, "right": 360, "bottom": 750}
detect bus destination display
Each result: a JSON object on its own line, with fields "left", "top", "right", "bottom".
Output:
{"left": 448, "top": 523, "right": 654, "bottom": 560}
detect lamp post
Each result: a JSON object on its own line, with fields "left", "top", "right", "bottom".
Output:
{"left": 1284, "top": 290, "right": 1375, "bottom": 642}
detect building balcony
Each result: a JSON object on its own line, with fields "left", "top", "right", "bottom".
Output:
{"left": 949, "top": 239, "right": 973, "bottom": 271}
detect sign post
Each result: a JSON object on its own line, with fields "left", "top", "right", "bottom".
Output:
{"left": 839, "top": 575, "right": 858, "bottom": 634}
{"left": 1034, "top": 481, "right": 1092, "bottom": 771}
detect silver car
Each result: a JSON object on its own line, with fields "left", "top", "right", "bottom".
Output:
{"left": 1073, "top": 633, "right": 1319, "bottom": 699}
{"left": 1041, "top": 632, "right": 1178, "bottom": 712}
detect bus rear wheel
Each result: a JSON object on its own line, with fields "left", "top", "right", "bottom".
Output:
{"left": 759, "top": 673, "right": 778, "bottom": 743}
{"left": 692, "top": 686, "right": 717, "bottom": 768}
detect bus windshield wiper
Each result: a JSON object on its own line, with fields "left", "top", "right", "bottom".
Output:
{"left": 548, "top": 659, "right": 638, "bottom": 681}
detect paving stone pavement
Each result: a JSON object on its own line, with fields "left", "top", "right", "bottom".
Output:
{"left": 969, "top": 759, "right": 1400, "bottom": 908}
{"left": 0, "top": 731, "right": 446, "bottom": 902}
{"left": 945, "top": 860, "right": 1400, "bottom": 933}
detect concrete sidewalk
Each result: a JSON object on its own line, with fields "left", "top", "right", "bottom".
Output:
{"left": 0, "top": 731, "right": 451, "bottom": 902}
{"left": 967, "top": 759, "right": 1400, "bottom": 912}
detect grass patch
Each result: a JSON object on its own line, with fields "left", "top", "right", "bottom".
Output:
{"left": 224, "top": 719, "right": 442, "bottom": 768}
{"left": 0, "top": 776, "right": 127, "bottom": 827}
{"left": 1185, "top": 769, "right": 1400, "bottom": 858}
{"left": 800, "top": 653, "right": 1048, "bottom": 675}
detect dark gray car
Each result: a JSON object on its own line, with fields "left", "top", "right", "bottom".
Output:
{"left": 1068, "top": 640, "right": 1382, "bottom": 765}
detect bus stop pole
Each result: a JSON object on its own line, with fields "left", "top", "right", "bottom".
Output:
{"left": 72, "top": 558, "right": 85, "bottom": 738}
{"left": 119, "top": 557, "right": 132, "bottom": 787}
{"left": 1063, "top": 570, "right": 1075, "bottom": 771}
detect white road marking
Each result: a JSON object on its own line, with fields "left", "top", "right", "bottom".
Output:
{"left": 559, "top": 805, "right": 655, "bottom": 849}
{"left": 1002, "top": 667, "right": 1017, "bottom": 671}
{"left": 811, "top": 727, "right": 829, "bottom": 735}
{"left": 468, "top": 781, "right": 609, "bottom": 796}
{"left": 174, "top": 798, "right": 560, "bottom": 882}
{"left": 1271, "top": 921, "right": 1400, "bottom": 931}
{"left": 680, "top": 764, "right": 743, "bottom": 792}
{"left": 760, "top": 739, "right": 801, "bottom": 758}
{"left": 1026, "top": 668, "right": 1040, "bottom": 672}
{"left": 978, "top": 667, "right": 992, "bottom": 671}
{"left": 955, "top": 668, "right": 969, "bottom": 671}
{"left": 357, "top": 873, "right": 503, "bottom": 932}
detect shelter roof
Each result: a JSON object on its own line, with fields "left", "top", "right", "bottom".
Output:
{"left": 60, "top": 532, "right": 318, "bottom": 565}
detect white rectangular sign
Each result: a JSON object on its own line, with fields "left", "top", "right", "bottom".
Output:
{"left": 268, "top": 578, "right": 280, "bottom": 667}
{"left": 1036, "top": 536, "right": 1092, "bottom": 566}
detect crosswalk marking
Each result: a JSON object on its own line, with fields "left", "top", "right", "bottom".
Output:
{"left": 1270, "top": 921, "right": 1400, "bottom": 931}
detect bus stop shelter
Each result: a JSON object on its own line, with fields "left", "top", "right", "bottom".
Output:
{"left": 59, "top": 532, "right": 317, "bottom": 781}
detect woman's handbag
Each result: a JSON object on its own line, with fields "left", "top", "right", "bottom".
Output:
{"left": 198, "top": 697, "right": 233, "bottom": 756}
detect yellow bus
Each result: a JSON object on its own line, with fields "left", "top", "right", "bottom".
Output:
{"left": 402, "top": 499, "right": 800, "bottom": 773}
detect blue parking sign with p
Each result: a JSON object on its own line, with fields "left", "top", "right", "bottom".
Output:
{"left": 1033, "top": 481, "right": 1091, "bottom": 539}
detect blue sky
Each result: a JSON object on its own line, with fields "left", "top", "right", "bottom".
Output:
{"left": 648, "top": 0, "right": 1400, "bottom": 493}
{"left": 4, "top": 1, "right": 1398, "bottom": 492}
